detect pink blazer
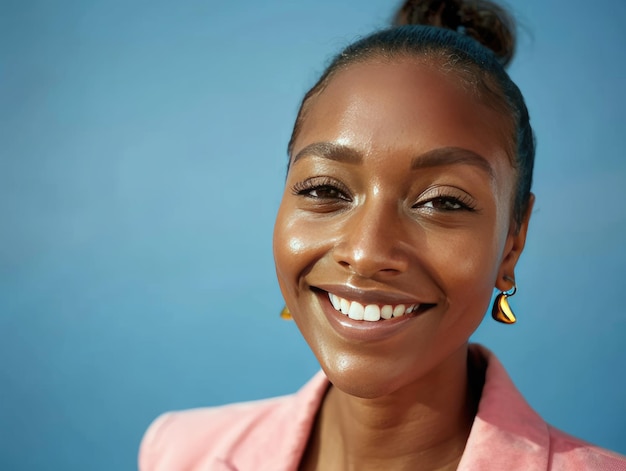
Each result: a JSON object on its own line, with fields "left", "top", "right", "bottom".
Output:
{"left": 139, "top": 345, "right": 626, "bottom": 470}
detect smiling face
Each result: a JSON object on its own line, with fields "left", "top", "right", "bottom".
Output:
{"left": 273, "top": 59, "right": 531, "bottom": 398}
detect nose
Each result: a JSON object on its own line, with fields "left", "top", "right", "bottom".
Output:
{"left": 332, "top": 199, "right": 410, "bottom": 278}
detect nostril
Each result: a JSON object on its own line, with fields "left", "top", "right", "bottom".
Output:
{"left": 335, "top": 258, "right": 405, "bottom": 278}
{"left": 332, "top": 226, "right": 410, "bottom": 277}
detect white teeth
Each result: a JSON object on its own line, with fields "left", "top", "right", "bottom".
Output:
{"left": 327, "top": 293, "right": 422, "bottom": 322}
{"left": 340, "top": 298, "right": 350, "bottom": 314}
{"left": 392, "top": 304, "right": 406, "bottom": 317}
{"left": 363, "top": 304, "right": 381, "bottom": 322}
{"left": 348, "top": 302, "right": 365, "bottom": 320}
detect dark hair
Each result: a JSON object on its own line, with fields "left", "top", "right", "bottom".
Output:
{"left": 288, "top": 0, "right": 535, "bottom": 229}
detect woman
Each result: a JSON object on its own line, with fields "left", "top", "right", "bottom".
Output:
{"left": 139, "top": 1, "right": 626, "bottom": 469}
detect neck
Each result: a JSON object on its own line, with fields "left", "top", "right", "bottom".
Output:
{"left": 302, "top": 345, "right": 482, "bottom": 471}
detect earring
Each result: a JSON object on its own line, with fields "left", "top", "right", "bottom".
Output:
{"left": 280, "top": 306, "right": 292, "bottom": 320}
{"left": 491, "top": 276, "right": 517, "bottom": 324}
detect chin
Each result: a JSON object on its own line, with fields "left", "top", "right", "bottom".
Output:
{"left": 319, "top": 352, "right": 421, "bottom": 399}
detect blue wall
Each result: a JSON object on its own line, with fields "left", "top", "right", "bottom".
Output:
{"left": 1, "top": 1, "right": 625, "bottom": 469}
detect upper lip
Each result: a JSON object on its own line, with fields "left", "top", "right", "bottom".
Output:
{"left": 313, "top": 282, "right": 429, "bottom": 306}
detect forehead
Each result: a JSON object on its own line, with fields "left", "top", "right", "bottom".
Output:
{"left": 294, "top": 59, "right": 511, "bottom": 166}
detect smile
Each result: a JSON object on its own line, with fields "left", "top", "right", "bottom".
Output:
{"left": 328, "top": 292, "right": 418, "bottom": 322}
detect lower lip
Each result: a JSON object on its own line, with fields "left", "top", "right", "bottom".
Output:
{"left": 317, "top": 291, "right": 430, "bottom": 342}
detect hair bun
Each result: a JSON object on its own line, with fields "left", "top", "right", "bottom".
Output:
{"left": 392, "top": 0, "right": 516, "bottom": 66}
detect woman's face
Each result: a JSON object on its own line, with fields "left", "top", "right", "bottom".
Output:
{"left": 273, "top": 59, "right": 531, "bottom": 398}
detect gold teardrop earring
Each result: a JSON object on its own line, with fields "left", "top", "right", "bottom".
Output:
{"left": 491, "top": 276, "right": 517, "bottom": 324}
{"left": 280, "top": 306, "right": 292, "bottom": 321}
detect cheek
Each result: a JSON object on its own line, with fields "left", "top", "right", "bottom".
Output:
{"left": 273, "top": 200, "right": 325, "bottom": 300}
{"left": 273, "top": 200, "right": 333, "bottom": 345}
{"left": 437, "top": 170, "right": 516, "bottom": 295}
{"left": 421, "top": 220, "right": 504, "bottom": 313}
{"left": 273, "top": 205, "right": 296, "bottom": 299}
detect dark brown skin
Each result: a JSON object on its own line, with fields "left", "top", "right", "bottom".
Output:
{"left": 273, "top": 58, "right": 534, "bottom": 471}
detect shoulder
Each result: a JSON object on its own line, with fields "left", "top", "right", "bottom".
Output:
{"left": 548, "top": 426, "right": 626, "bottom": 470}
{"left": 463, "top": 344, "right": 626, "bottom": 471}
{"left": 138, "top": 371, "right": 330, "bottom": 471}
{"left": 139, "top": 396, "right": 291, "bottom": 471}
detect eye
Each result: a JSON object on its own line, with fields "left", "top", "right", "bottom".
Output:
{"left": 422, "top": 197, "right": 465, "bottom": 211}
{"left": 413, "top": 189, "right": 477, "bottom": 212}
{"left": 306, "top": 186, "right": 348, "bottom": 200}
{"left": 291, "top": 177, "right": 352, "bottom": 202}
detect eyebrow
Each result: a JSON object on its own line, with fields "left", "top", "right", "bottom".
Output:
{"left": 411, "top": 147, "right": 495, "bottom": 180}
{"left": 291, "top": 142, "right": 363, "bottom": 165}
{"left": 291, "top": 142, "right": 495, "bottom": 180}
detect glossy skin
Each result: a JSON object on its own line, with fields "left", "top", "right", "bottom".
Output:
{"left": 273, "top": 58, "right": 533, "bottom": 468}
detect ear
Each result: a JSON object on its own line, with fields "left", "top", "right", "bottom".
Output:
{"left": 496, "top": 193, "right": 535, "bottom": 291}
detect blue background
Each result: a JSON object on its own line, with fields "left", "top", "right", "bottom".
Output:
{"left": 1, "top": 0, "right": 625, "bottom": 469}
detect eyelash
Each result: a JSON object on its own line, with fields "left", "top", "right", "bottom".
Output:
{"left": 291, "top": 179, "right": 476, "bottom": 212}
{"left": 414, "top": 189, "right": 477, "bottom": 212}
{"left": 291, "top": 177, "right": 352, "bottom": 201}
